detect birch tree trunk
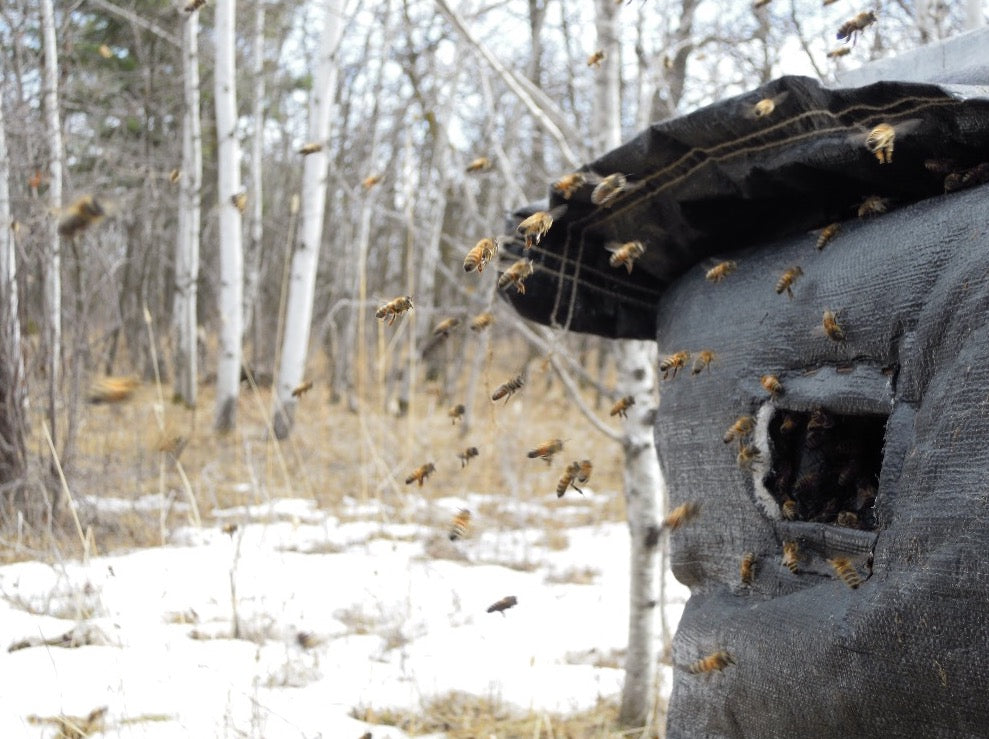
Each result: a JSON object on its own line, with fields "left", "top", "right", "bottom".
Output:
{"left": 915, "top": 0, "right": 934, "bottom": 43}
{"left": 272, "top": 0, "right": 344, "bottom": 438}
{"left": 616, "top": 340, "right": 664, "bottom": 729}
{"left": 964, "top": 0, "right": 984, "bottom": 29}
{"left": 340, "top": 3, "right": 392, "bottom": 413}
{"left": 0, "top": 87, "right": 28, "bottom": 511}
{"left": 243, "top": 0, "right": 265, "bottom": 351}
{"left": 174, "top": 9, "right": 203, "bottom": 407}
{"left": 41, "top": 0, "right": 64, "bottom": 508}
{"left": 592, "top": 0, "right": 665, "bottom": 728}
{"left": 214, "top": 0, "right": 245, "bottom": 431}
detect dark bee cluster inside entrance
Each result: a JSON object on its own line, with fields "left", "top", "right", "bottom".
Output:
{"left": 763, "top": 408, "right": 885, "bottom": 530}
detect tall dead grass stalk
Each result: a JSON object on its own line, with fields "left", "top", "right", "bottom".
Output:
{"left": 143, "top": 306, "right": 202, "bottom": 529}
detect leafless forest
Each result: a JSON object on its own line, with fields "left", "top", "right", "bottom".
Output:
{"left": 0, "top": 0, "right": 984, "bottom": 732}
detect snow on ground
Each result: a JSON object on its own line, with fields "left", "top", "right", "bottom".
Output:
{"left": 0, "top": 494, "right": 688, "bottom": 738}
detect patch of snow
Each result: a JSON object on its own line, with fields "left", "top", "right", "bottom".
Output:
{"left": 0, "top": 495, "right": 687, "bottom": 737}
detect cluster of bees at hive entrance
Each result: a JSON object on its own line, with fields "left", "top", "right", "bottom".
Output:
{"left": 585, "top": 13, "right": 985, "bottom": 676}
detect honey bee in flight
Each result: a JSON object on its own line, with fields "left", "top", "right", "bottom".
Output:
{"left": 156, "top": 434, "right": 187, "bottom": 460}
{"left": 692, "top": 350, "right": 715, "bottom": 375}
{"left": 737, "top": 444, "right": 761, "bottom": 470}
{"left": 361, "top": 174, "right": 383, "bottom": 190}
{"left": 587, "top": 50, "right": 605, "bottom": 67}
{"left": 816, "top": 222, "right": 839, "bottom": 249}
{"left": 457, "top": 447, "right": 479, "bottom": 468}
{"left": 552, "top": 172, "right": 587, "bottom": 199}
{"left": 88, "top": 376, "right": 139, "bottom": 404}
{"left": 761, "top": 374, "right": 784, "bottom": 396}
{"left": 775, "top": 266, "right": 804, "bottom": 298}
{"left": 516, "top": 206, "right": 566, "bottom": 250}
{"left": 298, "top": 142, "right": 323, "bottom": 155}
{"left": 528, "top": 438, "right": 564, "bottom": 464}
{"left": 826, "top": 47, "right": 851, "bottom": 59}
{"left": 291, "top": 380, "right": 313, "bottom": 398}
{"left": 375, "top": 295, "right": 413, "bottom": 325}
{"left": 723, "top": 416, "right": 755, "bottom": 445}
{"left": 782, "top": 541, "right": 799, "bottom": 573}
{"left": 231, "top": 191, "right": 248, "bottom": 214}
{"left": 590, "top": 173, "right": 641, "bottom": 207}
{"left": 837, "top": 11, "right": 877, "bottom": 44}
{"left": 464, "top": 237, "right": 498, "bottom": 273}
{"left": 58, "top": 195, "right": 106, "bottom": 238}
{"left": 498, "top": 259, "right": 534, "bottom": 294}
{"left": 822, "top": 309, "right": 845, "bottom": 341}
{"left": 432, "top": 317, "right": 460, "bottom": 336}
{"left": 660, "top": 351, "right": 690, "bottom": 380}
{"left": 859, "top": 120, "right": 920, "bottom": 165}
{"left": 405, "top": 462, "right": 436, "bottom": 487}
{"left": 169, "top": 168, "right": 182, "bottom": 184}
{"left": 740, "top": 552, "right": 756, "bottom": 585}
{"left": 470, "top": 312, "right": 494, "bottom": 332}
{"left": 857, "top": 195, "right": 889, "bottom": 218}
{"left": 663, "top": 501, "right": 701, "bottom": 531}
{"left": 705, "top": 260, "right": 737, "bottom": 283}
{"left": 610, "top": 395, "right": 635, "bottom": 418}
{"left": 557, "top": 461, "right": 582, "bottom": 497}
{"left": 449, "top": 508, "right": 471, "bottom": 540}
{"left": 781, "top": 498, "right": 797, "bottom": 520}
{"left": 685, "top": 650, "right": 734, "bottom": 674}
{"left": 606, "top": 241, "right": 646, "bottom": 274}
{"left": 448, "top": 404, "right": 466, "bottom": 424}
{"left": 491, "top": 374, "right": 524, "bottom": 402}
{"left": 576, "top": 459, "right": 592, "bottom": 484}
{"left": 746, "top": 91, "right": 788, "bottom": 119}
{"left": 829, "top": 557, "right": 864, "bottom": 588}
{"left": 184, "top": 0, "right": 206, "bottom": 12}
{"left": 296, "top": 631, "right": 322, "bottom": 649}
{"left": 466, "top": 156, "right": 492, "bottom": 173}
{"left": 486, "top": 595, "right": 518, "bottom": 614}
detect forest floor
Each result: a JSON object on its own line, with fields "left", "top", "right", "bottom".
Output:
{"left": 0, "top": 342, "right": 686, "bottom": 737}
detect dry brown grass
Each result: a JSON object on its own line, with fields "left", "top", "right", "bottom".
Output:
{"left": 351, "top": 692, "right": 657, "bottom": 738}
{"left": 15, "top": 335, "right": 627, "bottom": 559}
{"left": 545, "top": 565, "right": 601, "bottom": 585}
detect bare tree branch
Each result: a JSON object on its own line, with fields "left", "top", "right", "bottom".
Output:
{"left": 788, "top": 0, "right": 826, "bottom": 82}
{"left": 433, "top": 0, "right": 583, "bottom": 169}
{"left": 83, "top": 0, "right": 181, "bottom": 48}
{"left": 545, "top": 351, "right": 622, "bottom": 443}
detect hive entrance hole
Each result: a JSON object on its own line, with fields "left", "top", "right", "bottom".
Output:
{"left": 763, "top": 408, "right": 885, "bottom": 531}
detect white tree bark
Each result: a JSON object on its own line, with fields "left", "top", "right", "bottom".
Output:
{"left": 593, "top": 0, "right": 623, "bottom": 153}
{"left": 616, "top": 340, "right": 664, "bottom": 729}
{"left": 272, "top": 0, "right": 344, "bottom": 438}
{"left": 915, "top": 0, "right": 935, "bottom": 43}
{"left": 0, "top": 93, "right": 20, "bottom": 372}
{"left": 213, "top": 0, "right": 244, "bottom": 431}
{"left": 590, "top": 0, "right": 665, "bottom": 728}
{"left": 965, "top": 0, "right": 985, "bottom": 29}
{"left": 0, "top": 81, "right": 28, "bottom": 492}
{"left": 243, "top": 0, "right": 265, "bottom": 342}
{"left": 173, "top": 10, "right": 203, "bottom": 407}
{"left": 41, "top": 0, "right": 63, "bottom": 463}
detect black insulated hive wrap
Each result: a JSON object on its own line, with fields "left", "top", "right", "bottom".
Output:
{"left": 500, "top": 75, "right": 989, "bottom": 737}
{"left": 500, "top": 75, "right": 989, "bottom": 340}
